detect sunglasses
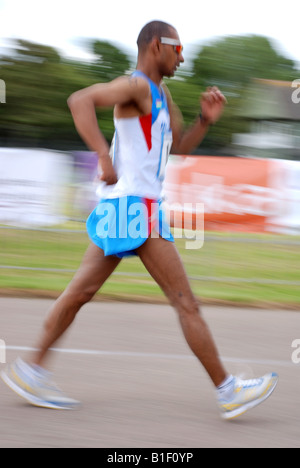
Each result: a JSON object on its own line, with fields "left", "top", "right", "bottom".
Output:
{"left": 160, "top": 37, "right": 183, "bottom": 55}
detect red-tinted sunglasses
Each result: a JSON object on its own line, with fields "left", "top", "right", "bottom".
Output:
{"left": 160, "top": 37, "right": 183, "bottom": 55}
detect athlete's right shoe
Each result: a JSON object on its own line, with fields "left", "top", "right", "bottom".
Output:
{"left": 217, "top": 372, "right": 278, "bottom": 420}
{"left": 1, "top": 358, "right": 80, "bottom": 410}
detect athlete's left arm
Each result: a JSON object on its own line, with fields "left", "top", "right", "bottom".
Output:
{"left": 163, "top": 84, "right": 227, "bottom": 155}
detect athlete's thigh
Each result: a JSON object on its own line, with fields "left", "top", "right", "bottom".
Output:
{"left": 66, "top": 242, "right": 121, "bottom": 295}
{"left": 136, "top": 236, "right": 195, "bottom": 305}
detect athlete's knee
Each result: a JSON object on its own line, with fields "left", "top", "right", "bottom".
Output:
{"left": 171, "top": 292, "right": 201, "bottom": 318}
{"left": 64, "top": 284, "right": 97, "bottom": 307}
{"left": 75, "top": 288, "right": 97, "bottom": 306}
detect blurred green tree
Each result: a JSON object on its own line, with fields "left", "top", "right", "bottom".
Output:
{"left": 0, "top": 39, "right": 132, "bottom": 148}
{"left": 187, "top": 35, "right": 299, "bottom": 149}
{"left": 191, "top": 35, "right": 297, "bottom": 90}
{"left": 0, "top": 39, "right": 92, "bottom": 148}
{"left": 0, "top": 35, "right": 298, "bottom": 152}
{"left": 90, "top": 40, "right": 131, "bottom": 81}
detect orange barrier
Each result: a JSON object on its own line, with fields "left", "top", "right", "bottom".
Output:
{"left": 164, "top": 155, "right": 296, "bottom": 233}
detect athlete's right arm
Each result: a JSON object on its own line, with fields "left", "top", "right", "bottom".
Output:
{"left": 68, "top": 76, "right": 150, "bottom": 185}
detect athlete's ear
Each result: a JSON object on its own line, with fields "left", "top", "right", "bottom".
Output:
{"left": 151, "top": 37, "right": 161, "bottom": 56}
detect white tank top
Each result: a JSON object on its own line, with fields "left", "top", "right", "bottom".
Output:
{"left": 96, "top": 71, "right": 172, "bottom": 200}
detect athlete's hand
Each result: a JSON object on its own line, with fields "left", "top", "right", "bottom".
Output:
{"left": 200, "top": 86, "right": 227, "bottom": 125}
{"left": 98, "top": 155, "right": 118, "bottom": 185}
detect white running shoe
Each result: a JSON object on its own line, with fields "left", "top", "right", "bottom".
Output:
{"left": 217, "top": 372, "right": 278, "bottom": 420}
{"left": 1, "top": 358, "right": 80, "bottom": 410}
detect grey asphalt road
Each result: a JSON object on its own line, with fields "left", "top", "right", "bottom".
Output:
{"left": 0, "top": 297, "right": 299, "bottom": 448}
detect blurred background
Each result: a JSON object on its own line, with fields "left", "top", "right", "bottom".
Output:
{"left": 1, "top": 0, "right": 300, "bottom": 308}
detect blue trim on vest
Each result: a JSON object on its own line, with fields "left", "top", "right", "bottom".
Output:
{"left": 131, "top": 71, "right": 169, "bottom": 125}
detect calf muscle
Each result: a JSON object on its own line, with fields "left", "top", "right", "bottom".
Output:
{"left": 137, "top": 236, "right": 227, "bottom": 386}
{"left": 31, "top": 243, "right": 121, "bottom": 367}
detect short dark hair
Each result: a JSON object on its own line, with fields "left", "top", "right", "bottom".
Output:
{"left": 137, "top": 20, "right": 175, "bottom": 50}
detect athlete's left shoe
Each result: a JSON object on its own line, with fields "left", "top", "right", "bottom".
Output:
{"left": 1, "top": 358, "right": 80, "bottom": 410}
{"left": 217, "top": 372, "right": 278, "bottom": 420}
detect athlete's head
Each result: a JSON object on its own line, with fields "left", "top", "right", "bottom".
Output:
{"left": 137, "top": 20, "right": 184, "bottom": 78}
{"left": 137, "top": 20, "right": 176, "bottom": 52}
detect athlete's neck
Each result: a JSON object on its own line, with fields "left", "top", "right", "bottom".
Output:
{"left": 135, "top": 62, "right": 162, "bottom": 86}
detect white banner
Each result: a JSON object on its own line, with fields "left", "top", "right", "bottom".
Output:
{"left": 0, "top": 148, "right": 72, "bottom": 227}
{"left": 268, "top": 159, "right": 300, "bottom": 234}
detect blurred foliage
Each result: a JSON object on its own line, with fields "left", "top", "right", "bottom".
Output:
{"left": 188, "top": 35, "right": 299, "bottom": 149}
{"left": 0, "top": 34, "right": 298, "bottom": 151}
{"left": 91, "top": 40, "right": 131, "bottom": 81}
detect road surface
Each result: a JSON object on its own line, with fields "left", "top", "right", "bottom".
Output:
{"left": 0, "top": 297, "right": 299, "bottom": 448}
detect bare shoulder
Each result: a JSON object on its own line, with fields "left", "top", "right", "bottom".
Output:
{"left": 113, "top": 75, "right": 152, "bottom": 117}
{"left": 113, "top": 74, "right": 151, "bottom": 105}
{"left": 127, "top": 75, "right": 150, "bottom": 93}
{"left": 69, "top": 75, "right": 151, "bottom": 111}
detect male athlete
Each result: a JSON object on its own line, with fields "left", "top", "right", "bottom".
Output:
{"left": 1, "top": 21, "right": 278, "bottom": 419}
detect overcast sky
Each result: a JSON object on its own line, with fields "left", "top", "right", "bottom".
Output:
{"left": 0, "top": 0, "right": 299, "bottom": 70}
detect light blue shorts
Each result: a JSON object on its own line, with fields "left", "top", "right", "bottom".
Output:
{"left": 86, "top": 196, "right": 174, "bottom": 258}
